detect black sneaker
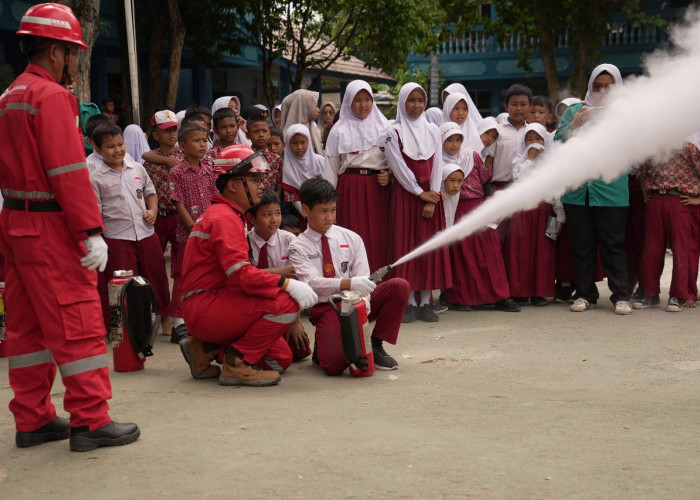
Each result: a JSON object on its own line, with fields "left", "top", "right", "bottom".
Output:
{"left": 632, "top": 295, "right": 660, "bottom": 309}
{"left": 494, "top": 298, "right": 521, "bottom": 312}
{"left": 16, "top": 416, "right": 70, "bottom": 448}
{"left": 531, "top": 296, "right": 551, "bottom": 307}
{"left": 401, "top": 304, "right": 419, "bottom": 323}
{"left": 447, "top": 302, "right": 472, "bottom": 312}
{"left": 170, "top": 324, "right": 190, "bottom": 344}
{"left": 667, "top": 296, "right": 683, "bottom": 312}
{"left": 418, "top": 304, "right": 439, "bottom": 322}
{"left": 429, "top": 301, "right": 448, "bottom": 314}
{"left": 373, "top": 345, "right": 398, "bottom": 371}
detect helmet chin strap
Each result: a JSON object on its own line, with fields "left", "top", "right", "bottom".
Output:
{"left": 241, "top": 177, "right": 255, "bottom": 208}
{"left": 60, "top": 45, "right": 73, "bottom": 88}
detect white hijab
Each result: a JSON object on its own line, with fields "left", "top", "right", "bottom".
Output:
{"left": 442, "top": 83, "right": 482, "bottom": 122}
{"left": 281, "top": 89, "right": 324, "bottom": 155}
{"left": 122, "top": 124, "right": 150, "bottom": 164}
{"left": 440, "top": 121, "right": 475, "bottom": 179}
{"left": 477, "top": 116, "right": 499, "bottom": 136}
{"left": 391, "top": 82, "right": 440, "bottom": 161}
{"left": 441, "top": 93, "right": 483, "bottom": 154}
{"left": 584, "top": 64, "right": 622, "bottom": 107}
{"left": 424, "top": 107, "right": 443, "bottom": 126}
{"left": 512, "top": 123, "right": 551, "bottom": 167}
{"left": 441, "top": 163, "right": 463, "bottom": 228}
{"left": 325, "top": 79, "right": 390, "bottom": 157}
{"left": 555, "top": 97, "right": 582, "bottom": 120}
{"left": 282, "top": 124, "right": 326, "bottom": 189}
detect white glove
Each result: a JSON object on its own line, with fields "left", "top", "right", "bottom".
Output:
{"left": 285, "top": 279, "right": 318, "bottom": 309}
{"left": 81, "top": 235, "right": 108, "bottom": 272}
{"left": 350, "top": 277, "right": 377, "bottom": 297}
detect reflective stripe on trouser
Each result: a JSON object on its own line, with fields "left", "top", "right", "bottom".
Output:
{"left": 1, "top": 214, "right": 113, "bottom": 432}
{"left": 182, "top": 288, "right": 299, "bottom": 366}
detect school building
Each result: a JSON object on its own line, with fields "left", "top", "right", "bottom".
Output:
{"left": 408, "top": 1, "right": 691, "bottom": 116}
{"left": 0, "top": 0, "right": 394, "bottom": 113}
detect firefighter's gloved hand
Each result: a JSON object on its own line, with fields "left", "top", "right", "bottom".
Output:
{"left": 350, "top": 277, "right": 377, "bottom": 296}
{"left": 81, "top": 235, "right": 108, "bottom": 272}
{"left": 285, "top": 279, "right": 318, "bottom": 309}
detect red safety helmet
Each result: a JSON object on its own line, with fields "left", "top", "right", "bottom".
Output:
{"left": 213, "top": 145, "right": 269, "bottom": 177}
{"left": 16, "top": 3, "right": 89, "bottom": 49}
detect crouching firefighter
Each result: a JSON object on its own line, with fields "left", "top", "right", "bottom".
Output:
{"left": 0, "top": 3, "right": 139, "bottom": 451}
{"left": 178, "top": 145, "right": 318, "bottom": 386}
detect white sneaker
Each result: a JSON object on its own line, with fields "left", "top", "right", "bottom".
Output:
{"left": 570, "top": 298, "right": 596, "bottom": 312}
{"left": 614, "top": 300, "right": 633, "bottom": 315}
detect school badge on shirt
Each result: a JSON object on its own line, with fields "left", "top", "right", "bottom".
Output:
{"left": 340, "top": 261, "right": 348, "bottom": 273}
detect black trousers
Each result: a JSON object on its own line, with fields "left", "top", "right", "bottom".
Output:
{"left": 563, "top": 204, "right": 631, "bottom": 304}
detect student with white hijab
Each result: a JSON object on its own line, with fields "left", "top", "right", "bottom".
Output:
{"left": 325, "top": 79, "right": 391, "bottom": 270}
{"left": 383, "top": 82, "right": 451, "bottom": 323}
{"left": 554, "top": 63, "right": 633, "bottom": 315}
{"left": 441, "top": 92, "right": 484, "bottom": 154}
{"left": 281, "top": 89, "right": 324, "bottom": 155}
{"left": 122, "top": 124, "right": 150, "bottom": 164}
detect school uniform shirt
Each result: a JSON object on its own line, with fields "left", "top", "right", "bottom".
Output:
{"left": 288, "top": 224, "right": 370, "bottom": 304}
{"left": 325, "top": 146, "right": 387, "bottom": 187}
{"left": 90, "top": 156, "right": 156, "bottom": 241}
{"left": 638, "top": 142, "right": 700, "bottom": 196}
{"left": 87, "top": 151, "right": 135, "bottom": 173}
{"left": 248, "top": 229, "right": 297, "bottom": 268}
{"left": 489, "top": 120, "right": 527, "bottom": 183}
{"left": 168, "top": 157, "right": 217, "bottom": 243}
{"left": 143, "top": 146, "right": 184, "bottom": 213}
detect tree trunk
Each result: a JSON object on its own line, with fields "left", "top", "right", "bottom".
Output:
{"left": 56, "top": 0, "right": 100, "bottom": 103}
{"left": 117, "top": 0, "right": 133, "bottom": 125}
{"left": 569, "top": 0, "right": 602, "bottom": 97}
{"left": 532, "top": 0, "right": 560, "bottom": 101}
{"left": 165, "top": 0, "right": 185, "bottom": 110}
{"left": 145, "top": 0, "right": 165, "bottom": 122}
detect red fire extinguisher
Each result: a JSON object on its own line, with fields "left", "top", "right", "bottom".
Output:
{"left": 109, "top": 270, "right": 156, "bottom": 372}
{"left": 0, "top": 281, "right": 6, "bottom": 358}
{"left": 329, "top": 291, "right": 375, "bottom": 377}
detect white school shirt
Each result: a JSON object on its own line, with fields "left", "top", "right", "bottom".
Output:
{"left": 383, "top": 129, "right": 443, "bottom": 195}
{"left": 288, "top": 224, "right": 370, "bottom": 304}
{"left": 324, "top": 146, "right": 388, "bottom": 188}
{"left": 512, "top": 158, "right": 566, "bottom": 223}
{"left": 90, "top": 156, "right": 156, "bottom": 241}
{"left": 248, "top": 229, "right": 297, "bottom": 268}
{"left": 489, "top": 121, "right": 527, "bottom": 183}
{"left": 87, "top": 151, "right": 134, "bottom": 172}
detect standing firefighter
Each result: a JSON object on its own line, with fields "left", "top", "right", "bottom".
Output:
{"left": 0, "top": 3, "right": 139, "bottom": 451}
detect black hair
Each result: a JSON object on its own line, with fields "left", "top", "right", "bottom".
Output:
{"left": 177, "top": 123, "right": 206, "bottom": 143}
{"left": 246, "top": 114, "right": 269, "bottom": 131}
{"left": 85, "top": 114, "right": 111, "bottom": 138}
{"left": 270, "top": 127, "right": 284, "bottom": 140}
{"left": 92, "top": 122, "right": 122, "bottom": 148}
{"left": 299, "top": 177, "right": 337, "bottom": 209}
{"left": 213, "top": 107, "right": 238, "bottom": 128}
{"left": 185, "top": 104, "right": 212, "bottom": 118}
{"left": 248, "top": 189, "right": 281, "bottom": 218}
{"left": 102, "top": 97, "right": 115, "bottom": 106}
{"left": 532, "top": 95, "right": 552, "bottom": 113}
{"left": 181, "top": 114, "right": 206, "bottom": 128}
{"left": 504, "top": 84, "right": 533, "bottom": 105}
{"left": 19, "top": 35, "right": 54, "bottom": 58}
{"left": 281, "top": 213, "right": 300, "bottom": 229}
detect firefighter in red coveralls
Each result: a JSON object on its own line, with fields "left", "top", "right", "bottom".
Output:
{"left": 0, "top": 3, "right": 139, "bottom": 452}
{"left": 178, "top": 145, "right": 318, "bottom": 386}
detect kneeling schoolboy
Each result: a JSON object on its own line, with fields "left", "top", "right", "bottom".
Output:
{"left": 288, "top": 178, "right": 410, "bottom": 375}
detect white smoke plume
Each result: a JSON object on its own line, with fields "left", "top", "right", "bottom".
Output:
{"left": 394, "top": 8, "right": 700, "bottom": 268}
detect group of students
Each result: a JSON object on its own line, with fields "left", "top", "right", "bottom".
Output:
{"left": 82, "top": 65, "right": 700, "bottom": 384}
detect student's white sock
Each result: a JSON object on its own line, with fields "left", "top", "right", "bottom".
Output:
{"left": 172, "top": 317, "right": 184, "bottom": 328}
{"left": 419, "top": 290, "right": 431, "bottom": 307}
{"left": 408, "top": 293, "right": 417, "bottom": 307}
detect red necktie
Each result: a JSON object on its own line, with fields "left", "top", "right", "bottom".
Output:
{"left": 258, "top": 242, "right": 269, "bottom": 269}
{"left": 321, "top": 235, "right": 336, "bottom": 278}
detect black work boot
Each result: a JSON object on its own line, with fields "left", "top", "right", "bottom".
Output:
{"left": 70, "top": 421, "right": 140, "bottom": 452}
{"left": 16, "top": 416, "right": 70, "bottom": 448}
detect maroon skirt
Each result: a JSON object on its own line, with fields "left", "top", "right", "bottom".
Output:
{"left": 389, "top": 182, "right": 452, "bottom": 291}
{"left": 336, "top": 172, "right": 391, "bottom": 270}
{"left": 504, "top": 202, "right": 555, "bottom": 297}
{"left": 445, "top": 197, "right": 509, "bottom": 305}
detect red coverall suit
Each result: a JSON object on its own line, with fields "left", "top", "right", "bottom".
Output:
{"left": 181, "top": 193, "right": 299, "bottom": 365}
{"left": 0, "top": 64, "right": 112, "bottom": 432}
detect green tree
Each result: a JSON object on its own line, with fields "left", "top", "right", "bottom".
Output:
{"left": 0, "top": 52, "right": 16, "bottom": 92}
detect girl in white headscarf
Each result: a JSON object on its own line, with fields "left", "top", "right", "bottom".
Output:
{"left": 318, "top": 101, "right": 337, "bottom": 144}
{"left": 282, "top": 123, "right": 328, "bottom": 220}
{"left": 477, "top": 116, "right": 499, "bottom": 161}
{"left": 383, "top": 82, "right": 451, "bottom": 323}
{"left": 424, "top": 107, "right": 443, "bottom": 126}
{"left": 442, "top": 92, "right": 484, "bottom": 154}
{"left": 272, "top": 105, "right": 282, "bottom": 128}
{"left": 122, "top": 124, "right": 150, "bottom": 164}
{"left": 324, "top": 80, "right": 391, "bottom": 270}
{"left": 441, "top": 83, "right": 482, "bottom": 122}
{"left": 555, "top": 97, "right": 582, "bottom": 121}
{"left": 281, "top": 89, "right": 324, "bottom": 155}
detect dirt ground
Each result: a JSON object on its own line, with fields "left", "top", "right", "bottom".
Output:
{"left": 1, "top": 255, "right": 699, "bottom": 499}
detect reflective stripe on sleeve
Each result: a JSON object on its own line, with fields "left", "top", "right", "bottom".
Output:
{"left": 8, "top": 349, "right": 53, "bottom": 369}
{"left": 189, "top": 231, "right": 210, "bottom": 240}
{"left": 1, "top": 189, "right": 55, "bottom": 200}
{"left": 225, "top": 261, "right": 249, "bottom": 277}
{"left": 47, "top": 162, "right": 87, "bottom": 178}
{"left": 263, "top": 312, "right": 298, "bottom": 324}
{"left": 0, "top": 102, "right": 39, "bottom": 116}
{"left": 58, "top": 354, "right": 108, "bottom": 378}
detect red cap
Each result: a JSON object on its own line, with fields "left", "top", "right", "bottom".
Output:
{"left": 151, "top": 110, "right": 179, "bottom": 129}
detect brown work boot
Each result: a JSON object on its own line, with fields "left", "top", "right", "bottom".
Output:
{"left": 219, "top": 352, "right": 281, "bottom": 387}
{"left": 179, "top": 337, "right": 220, "bottom": 379}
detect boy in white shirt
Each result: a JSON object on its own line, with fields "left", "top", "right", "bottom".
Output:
{"left": 288, "top": 178, "right": 410, "bottom": 375}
